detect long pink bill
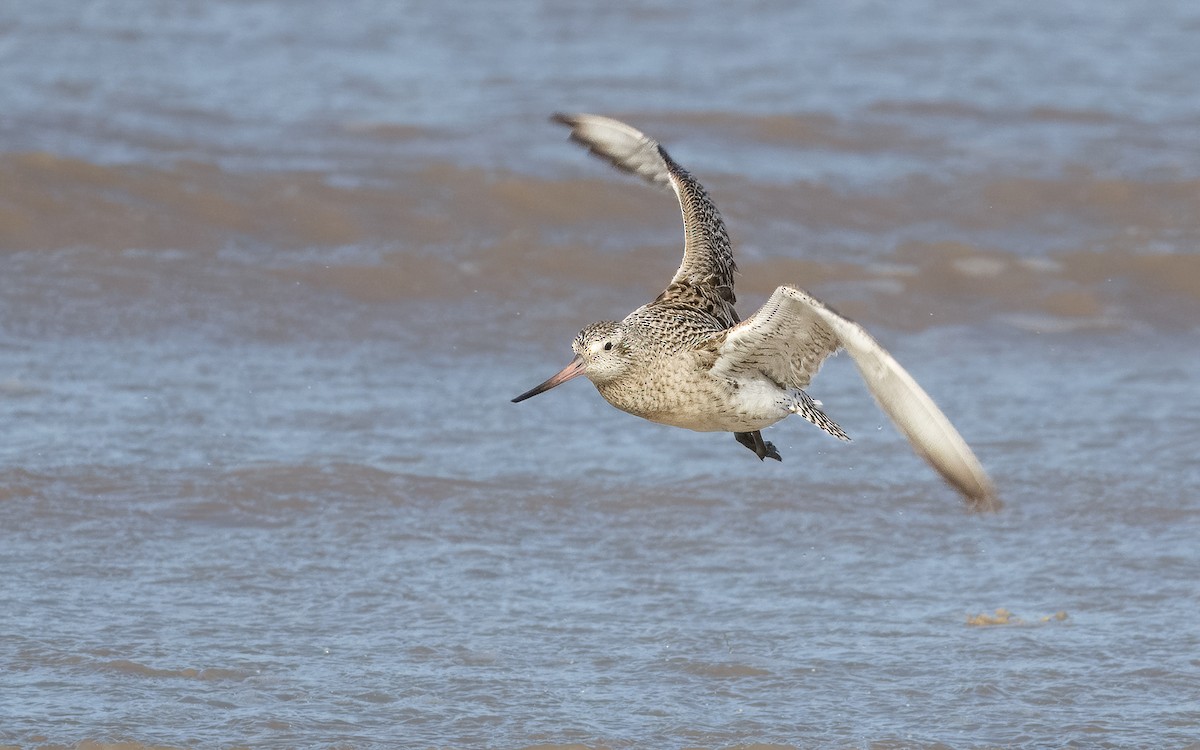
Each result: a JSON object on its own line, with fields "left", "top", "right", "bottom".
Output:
{"left": 511, "top": 355, "right": 586, "bottom": 403}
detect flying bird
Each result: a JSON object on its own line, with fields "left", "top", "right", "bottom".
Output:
{"left": 514, "top": 114, "right": 997, "bottom": 511}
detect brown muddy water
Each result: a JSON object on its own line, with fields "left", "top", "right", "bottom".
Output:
{"left": 2, "top": 2, "right": 1199, "bottom": 749}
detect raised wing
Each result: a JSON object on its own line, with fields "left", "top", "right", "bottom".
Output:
{"left": 553, "top": 113, "right": 739, "bottom": 324}
{"left": 716, "top": 285, "right": 998, "bottom": 511}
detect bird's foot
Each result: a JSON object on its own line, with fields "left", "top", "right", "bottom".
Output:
{"left": 759, "top": 440, "right": 782, "bottom": 462}
{"left": 735, "top": 431, "right": 783, "bottom": 462}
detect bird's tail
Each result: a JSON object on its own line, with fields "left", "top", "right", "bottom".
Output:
{"left": 791, "top": 391, "right": 850, "bottom": 442}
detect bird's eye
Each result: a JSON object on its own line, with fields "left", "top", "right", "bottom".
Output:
{"left": 603, "top": 342, "right": 613, "bottom": 351}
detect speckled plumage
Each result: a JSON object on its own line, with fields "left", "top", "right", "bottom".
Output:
{"left": 515, "top": 114, "right": 998, "bottom": 511}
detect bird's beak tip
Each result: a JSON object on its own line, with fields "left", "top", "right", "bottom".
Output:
{"left": 511, "top": 355, "right": 586, "bottom": 404}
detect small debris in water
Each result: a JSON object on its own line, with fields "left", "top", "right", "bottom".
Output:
{"left": 966, "top": 608, "right": 1069, "bottom": 626}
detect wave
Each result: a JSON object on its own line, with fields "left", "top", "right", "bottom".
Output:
{"left": 280, "top": 240, "right": 1200, "bottom": 332}
{"left": 871, "top": 99, "right": 1125, "bottom": 125}
{"left": 3, "top": 152, "right": 1197, "bottom": 330}
{"left": 610, "top": 109, "right": 932, "bottom": 152}
{"left": 0, "top": 152, "right": 668, "bottom": 254}
{"left": 98, "top": 659, "right": 256, "bottom": 682}
{"left": 5, "top": 152, "right": 1197, "bottom": 251}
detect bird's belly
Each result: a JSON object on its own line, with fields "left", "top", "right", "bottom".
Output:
{"left": 601, "top": 376, "right": 790, "bottom": 433}
{"left": 644, "top": 409, "right": 785, "bottom": 433}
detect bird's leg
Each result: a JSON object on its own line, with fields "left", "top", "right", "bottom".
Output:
{"left": 734, "top": 431, "right": 782, "bottom": 462}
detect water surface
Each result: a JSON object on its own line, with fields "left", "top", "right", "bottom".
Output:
{"left": 2, "top": 1, "right": 1199, "bottom": 748}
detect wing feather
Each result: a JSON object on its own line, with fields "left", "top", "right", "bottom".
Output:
{"left": 714, "top": 286, "right": 840, "bottom": 389}
{"left": 720, "top": 286, "right": 999, "bottom": 511}
{"left": 552, "top": 114, "right": 738, "bottom": 318}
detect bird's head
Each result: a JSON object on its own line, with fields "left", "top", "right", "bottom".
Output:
{"left": 512, "top": 320, "right": 630, "bottom": 402}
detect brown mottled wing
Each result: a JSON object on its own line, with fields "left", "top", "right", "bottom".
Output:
{"left": 552, "top": 113, "right": 739, "bottom": 327}
{"left": 714, "top": 285, "right": 999, "bottom": 511}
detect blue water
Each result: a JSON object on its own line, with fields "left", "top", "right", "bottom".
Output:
{"left": 2, "top": 1, "right": 1199, "bottom": 748}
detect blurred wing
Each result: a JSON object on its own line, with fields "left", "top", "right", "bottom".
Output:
{"left": 553, "top": 113, "right": 739, "bottom": 324}
{"left": 718, "top": 285, "right": 999, "bottom": 511}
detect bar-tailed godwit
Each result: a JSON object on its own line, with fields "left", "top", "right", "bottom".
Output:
{"left": 514, "top": 114, "right": 997, "bottom": 511}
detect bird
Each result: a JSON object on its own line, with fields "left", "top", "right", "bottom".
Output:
{"left": 513, "top": 113, "right": 998, "bottom": 511}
